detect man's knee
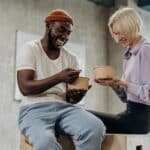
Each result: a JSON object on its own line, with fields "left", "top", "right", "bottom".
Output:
{"left": 88, "top": 118, "right": 106, "bottom": 139}
{"left": 78, "top": 117, "right": 106, "bottom": 141}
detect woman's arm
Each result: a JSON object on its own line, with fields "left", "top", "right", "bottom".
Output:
{"left": 95, "top": 79, "right": 127, "bottom": 102}
{"left": 126, "top": 44, "right": 150, "bottom": 102}
{"left": 113, "top": 86, "right": 127, "bottom": 103}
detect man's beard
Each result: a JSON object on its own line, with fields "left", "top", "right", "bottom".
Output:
{"left": 48, "top": 30, "right": 60, "bottom": 51}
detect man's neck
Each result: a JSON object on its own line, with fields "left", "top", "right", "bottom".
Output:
{"left": 41, "top": 38, "right": 61, "bottom": 60}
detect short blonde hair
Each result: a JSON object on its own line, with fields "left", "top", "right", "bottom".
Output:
{"left": 108, "top": 7, "right": 143, "bottom": 40}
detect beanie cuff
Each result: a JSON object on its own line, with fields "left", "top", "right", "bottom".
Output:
{"left": 45, "top": 15, "right": 73, "bottom": 25}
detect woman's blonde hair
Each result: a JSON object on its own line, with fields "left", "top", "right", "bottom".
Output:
{"left": 108, "top": 7, "right": 143, "bottom": 40}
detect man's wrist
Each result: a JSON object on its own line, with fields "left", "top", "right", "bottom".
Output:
{"left": 55, "top": 73, "right": 63, "bottom": 83}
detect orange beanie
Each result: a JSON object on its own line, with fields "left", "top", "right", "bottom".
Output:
{"left": 45, "top": 9, "right": 73, "bottom": 25}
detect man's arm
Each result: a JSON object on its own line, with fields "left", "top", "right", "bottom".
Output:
{"left": 17, "top": 68, "right": 80, "bottom": 96}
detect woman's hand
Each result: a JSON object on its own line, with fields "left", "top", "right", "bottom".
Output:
{"left": 95, "top": 78, "right": 128, "bottom": 89}
{"left": 95, "top": 78, "right": 118, "bottom": 88}
{"left": 114, "top": 79, "right": 128, "bottom": 89}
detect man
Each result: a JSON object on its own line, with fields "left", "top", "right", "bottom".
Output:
{"left": 17, "top": 9, "right": 105, "bottom": 150}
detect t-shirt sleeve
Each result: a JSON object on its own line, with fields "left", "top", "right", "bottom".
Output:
{"left": 16, "top": 43, "right": 36, "bottom": 71}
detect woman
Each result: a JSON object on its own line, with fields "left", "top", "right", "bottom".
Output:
{"left": 93, "top": 7, "right": 150, "bottom": 134}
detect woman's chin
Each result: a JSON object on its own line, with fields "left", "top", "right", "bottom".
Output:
{"left": 121, "top": 43, "right": 129, "bottom": 48}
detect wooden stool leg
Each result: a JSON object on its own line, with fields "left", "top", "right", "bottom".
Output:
{"left": 20, "top": 135, "right": 33, "bottom": 150}
{"left": 101, "top": 134, "right": 126, "bottom": 150}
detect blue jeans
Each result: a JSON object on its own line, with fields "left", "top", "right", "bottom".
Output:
{"left": 18, "top": 102, "right": 106, "bottom": 150}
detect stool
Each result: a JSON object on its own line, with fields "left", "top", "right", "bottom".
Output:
{"left": 21, "top": 134, "right": 149, "bottom": 150}
{"left": 20, "top": 134, "right": 124, "bottom": 150}
{"left": 20, "top": 134, "right": 75, "bottom": 150}
{"left": 20, "top": 135, "right": 126, "bottom": 150}
{"left": 101, "top": 134, "right": 126, "bottom": 150}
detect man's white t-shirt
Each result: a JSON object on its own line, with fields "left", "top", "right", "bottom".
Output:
{"left": 16, "top": 40, "right": 79, "bottom": 106}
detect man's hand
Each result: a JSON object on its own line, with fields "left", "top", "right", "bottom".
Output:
{"left": 58, "top": 68, "right": 81, "bottom": 83}
{"left": 66, "top": 85, "right": 91, "bottom": 104}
